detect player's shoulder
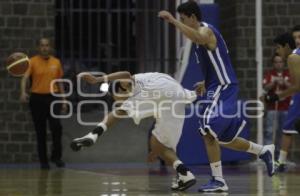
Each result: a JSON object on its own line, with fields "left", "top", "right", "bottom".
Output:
{"left": 200, "top": 22, "right": 215, "bottom": 34}
{"left": 288, "top": 53, "right": 300, "bottom": 59}
{"left": 287, "top": 52, "right": 300, "bottom": 65}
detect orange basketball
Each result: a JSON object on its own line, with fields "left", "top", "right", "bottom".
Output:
{"left": 6, "top": 52, "right": 29, "bottom": 77}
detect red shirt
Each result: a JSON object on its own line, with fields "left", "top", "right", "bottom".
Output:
{"left": 263, "top": 69, "right": 291, "bottom": 110}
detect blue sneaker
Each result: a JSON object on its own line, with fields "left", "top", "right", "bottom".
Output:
{"left": 198, "top": 177, "right": 228, "bottom": 192}
{"left": 259, "top": 144, "right": 275, "bottom": 176}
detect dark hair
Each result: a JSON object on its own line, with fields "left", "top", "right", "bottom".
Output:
{"left": 108, "top": 80, "right": 127, "bottom": 96}
{"left": 177, "top": 0, "right": 202, "bottom": 21}
{"left": 108, "top": 80, "right": 121, "bottom": 96}
{"left": 273, "top": 32, "right": 296, "bottom": 49}
{"left": 292, "top": 25, "right": 300, "bottom": 33}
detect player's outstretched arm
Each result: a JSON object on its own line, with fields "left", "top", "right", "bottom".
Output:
{"left": 158, "top": 10, "right": 216, "bottom": 49}
{"left": 78, "top": 71, "right": 132, "bottom": 84}
{"left": 278, "top": 54, "right": 300, "bottom": 99}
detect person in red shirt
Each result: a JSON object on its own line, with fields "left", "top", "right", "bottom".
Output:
{"left": 263, "top": 53, "right": 291, "bottom": 147}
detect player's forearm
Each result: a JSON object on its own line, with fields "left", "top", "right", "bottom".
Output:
{"left": 94, "top": 110, "right": 127, "bottom": 132}
{"left": 97, "top": 71, "right": 132, "bottom": 83}
{"left": 171, "top": 19, "right": 206, "bottom": 45}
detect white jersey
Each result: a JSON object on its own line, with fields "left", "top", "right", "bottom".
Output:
{"left": 119, "top": 72, "right": 196, "bottom": 124}
{"left": 119, "top": 72, "right": 196, "bottom": 151}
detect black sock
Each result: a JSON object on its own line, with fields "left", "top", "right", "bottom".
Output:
{"left": 92, "top": 126, "right": 104, "bottom": 136}
{"left": 176, "top": 164, "right": 188, "bottom": 175}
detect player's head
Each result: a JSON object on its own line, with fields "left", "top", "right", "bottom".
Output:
{"left": 37, "top": 37, "right": 52, "bottom": 58}
{"left": 108, "top": 80, "right": 132, "bottom": 101}
{"left": 272, "top": 53, "right": 285, "bottom": 71}
{"left": 292, "top": 25, "right": 300, "bottom": 48}
{"left": 177, "top": 0, "right": 201, "bottom": 28}
{"left": 273, "top": 32, "right": 296, "bottom": 60}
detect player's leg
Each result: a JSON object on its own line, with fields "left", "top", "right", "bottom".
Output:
{"left": 220, "top": 137, "right": 275, "bottom": 176}
{"left": 151, "top": 101, "right": 196, "bottom": 191}
{"left": 70, "top": 110, "right": 126, "bottom": 151}
{"left": 276, "top": 133, "right": 294, "bottom": 171}
{"left": 279, "top": 134, "right": 293, "bottom": 162}
{"left": 150, "top": 135, "right": 196, "bottom": 191}
{"left": 198, "top": 130, "right": 228, "bottom": 192}
{"left": 276, "top": 96, "right": 300, "bottom": 171}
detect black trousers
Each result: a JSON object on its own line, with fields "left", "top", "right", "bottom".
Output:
{"left": 29, "top": 93, "right": 63, "bottom": 165}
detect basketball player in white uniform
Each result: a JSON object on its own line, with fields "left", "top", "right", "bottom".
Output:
{"left": 70, "top": 71, "right": 202, "bottom": 191}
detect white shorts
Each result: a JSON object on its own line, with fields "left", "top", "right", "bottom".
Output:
{"left": 119, "top": 73, "right": 196, "bottom": 151}
{"left": 151, "top": 102, "right": 186, "bottom": 152}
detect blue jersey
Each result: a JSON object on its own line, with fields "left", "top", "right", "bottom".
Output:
{"left": 194, "top": 22, "right": 238, "bottom": 90}
{"left": 293, "top": 48, "right": 300, "bottom": 55}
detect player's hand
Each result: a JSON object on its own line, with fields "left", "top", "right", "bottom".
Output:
{"left": 20, "top": 92, "right": 29, "bottom": 103}
{"left": 158, "top": 10, "right": 176, "bottom": 23}
{"left": 193, "top": 81, "right": 206, "bottom": 96}
{"left": 77, "top": 72, "right": 101, "bottom": 84}
{"left": 264, "top": 92, "right": 279, "bottom": 103}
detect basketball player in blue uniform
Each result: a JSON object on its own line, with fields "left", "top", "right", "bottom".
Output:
{"left": 159, "top": 1, "right": 275, "bottom": 192}
{"left": 265, "top": 26, "right": 300, "bottom": 172}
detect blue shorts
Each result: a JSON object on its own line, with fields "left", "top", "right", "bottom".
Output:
{"left": 198, "top": 84, "right": 247, "bottom": 143}
{"left": 282, "top": 93, "right": 300, "bottom": 134}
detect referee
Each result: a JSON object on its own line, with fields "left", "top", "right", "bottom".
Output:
{"left": 20, "top": 38, "right": 67, "bottom": 169}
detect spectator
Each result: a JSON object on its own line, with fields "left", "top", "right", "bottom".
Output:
{"left": 263, "top": 53, "right": 291, "bottom": 146}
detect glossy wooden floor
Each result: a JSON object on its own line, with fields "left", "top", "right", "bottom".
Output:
{"left": 0, "top": 163, "right": 299, "bottom": 196}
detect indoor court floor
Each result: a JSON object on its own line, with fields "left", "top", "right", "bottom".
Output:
{"left": 0, "top": 163, "right": 299, "bottom": 196}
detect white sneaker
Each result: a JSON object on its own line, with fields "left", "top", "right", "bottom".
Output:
{"left": 70, "top": 133, "right": 98, "bottom": 151}
{"left": 171, "top": 171, "right": 196, "bottom": 191}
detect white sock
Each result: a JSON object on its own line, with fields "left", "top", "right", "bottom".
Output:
{"left": 173, "top": 160, "right": 183, "bottom": 170}
{"left": 210, "top": 161, "right": 223, "bottom": 178}
{"left": 278, "top": 150, "right": 287, "bottom": 164}
{"left": 247, "top": 142, "right": 263, "bottom": 155}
